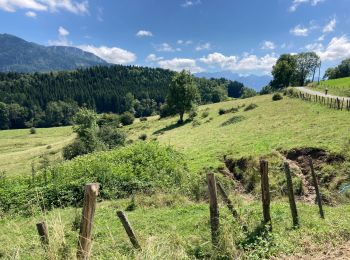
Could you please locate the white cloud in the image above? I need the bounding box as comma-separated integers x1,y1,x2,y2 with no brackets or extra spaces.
158,58,204,73
136,30,153,37
316,35,350,61
146,54,163,62
78,45,136,64
0,0,88,14
195,42,211,51
261,41,275,50
200,52,277,75
181,0,201,7
154,43,178,52
323,18,336,33
177,39,192,45
58,26,69,36
290,25,309,36
25,11,37,17
48,26,71,45
289,0,324,12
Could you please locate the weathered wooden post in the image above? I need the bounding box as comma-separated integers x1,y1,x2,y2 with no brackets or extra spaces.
77,183,100,259
207,173,219,246
216,181,248,231
283,162,299,227
117,211,141,250
308,158,324,219
36,221,49,245
260,160,272,230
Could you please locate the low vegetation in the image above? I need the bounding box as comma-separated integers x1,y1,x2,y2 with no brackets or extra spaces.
308,77,350,97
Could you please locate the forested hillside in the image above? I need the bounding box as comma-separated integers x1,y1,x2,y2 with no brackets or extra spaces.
0,65,248,129
0,34,108,72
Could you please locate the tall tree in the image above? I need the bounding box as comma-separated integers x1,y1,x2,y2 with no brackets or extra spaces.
271,54,297,89
295,52,320,86
166,70,199,123
0,102,9,130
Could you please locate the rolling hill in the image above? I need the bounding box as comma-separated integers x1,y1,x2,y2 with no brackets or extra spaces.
0,33,108,72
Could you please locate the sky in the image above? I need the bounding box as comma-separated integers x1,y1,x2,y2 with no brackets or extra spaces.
0,0,350,76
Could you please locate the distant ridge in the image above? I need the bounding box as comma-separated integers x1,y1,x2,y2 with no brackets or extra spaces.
195,71,272,91
0,33,108,73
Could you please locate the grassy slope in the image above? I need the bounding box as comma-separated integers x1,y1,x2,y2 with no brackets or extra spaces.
1,94,350,176
1,195,350,259
1,95,350,258
0,126,75,176
128,94,350,172
309,77,350,97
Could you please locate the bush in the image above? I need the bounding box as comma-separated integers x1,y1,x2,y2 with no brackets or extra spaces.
120,112,135,126
97,126,126,149
0,142,189,214
188,107,198,121
218,107,239,115
139,117,147,122
97,113,120,127
192,119,201,127
241,87,257,99
218,108,226,115
201,111,209,118
29,127,36,134
260,85,273,95
139,133,147,140
244,103,258,111
272,93,283,101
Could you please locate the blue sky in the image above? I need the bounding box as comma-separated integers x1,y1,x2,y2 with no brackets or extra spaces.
1,0,350,76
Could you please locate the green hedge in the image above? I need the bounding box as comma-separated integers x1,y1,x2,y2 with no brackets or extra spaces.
0,142,189,215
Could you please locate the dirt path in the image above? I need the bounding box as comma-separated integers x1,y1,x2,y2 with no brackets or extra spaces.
296,87,350,101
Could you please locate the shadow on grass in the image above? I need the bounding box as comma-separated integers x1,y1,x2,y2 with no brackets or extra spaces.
221,116,245,127
153,120,190,135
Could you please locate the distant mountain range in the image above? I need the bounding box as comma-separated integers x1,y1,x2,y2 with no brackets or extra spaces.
0,33,108,73
195,71,272,91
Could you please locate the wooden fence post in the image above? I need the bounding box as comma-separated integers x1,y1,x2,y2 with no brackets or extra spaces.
207,173,219,246
216,181,248,232
36,221,49,245
283,162,299,227
117,211,141,250
260,160,272,230
77,183,100,259
308,158,325,219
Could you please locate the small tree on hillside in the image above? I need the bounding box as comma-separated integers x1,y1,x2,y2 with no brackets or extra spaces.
166,70,199,123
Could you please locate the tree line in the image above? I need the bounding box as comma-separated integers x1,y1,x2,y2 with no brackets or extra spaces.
324,58,350,80
0,65,251,130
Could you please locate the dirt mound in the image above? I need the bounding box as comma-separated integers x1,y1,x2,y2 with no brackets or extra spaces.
285,148,344,175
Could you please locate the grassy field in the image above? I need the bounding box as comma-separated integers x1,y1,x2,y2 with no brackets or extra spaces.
1,194,350,259
0,126,75,176
1,94,350,176
308,77,350,97
127,94,350,172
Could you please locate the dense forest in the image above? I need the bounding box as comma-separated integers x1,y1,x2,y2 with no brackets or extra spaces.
0,65,249,129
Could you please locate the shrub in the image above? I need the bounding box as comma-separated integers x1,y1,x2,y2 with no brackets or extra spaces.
244,103,258,111
97,126,126,149
218,108,226,115
139,133,147,140
97,113,120,127
120,112,135,126
29,127,36,134
221,116,245,126
192,119,201,127
0,142,189,214
140,117,147,122
201,111,209,118
188,107,198,121
272,93,283,101
241,87,257,99
260,85,273,95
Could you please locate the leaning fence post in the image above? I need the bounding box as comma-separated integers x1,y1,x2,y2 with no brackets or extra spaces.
117,211,141,250
77,183,100,259
36,221,49,245
283,162,299,227
207,172,219,246
260,159,272,230
308,158,324,219
216,181,248,231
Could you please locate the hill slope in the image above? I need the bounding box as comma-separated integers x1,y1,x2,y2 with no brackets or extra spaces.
0,34,108,72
